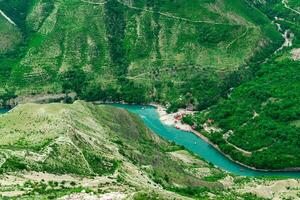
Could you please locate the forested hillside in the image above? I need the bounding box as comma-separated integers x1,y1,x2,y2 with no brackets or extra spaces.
187,0,300,170
0,0,281,109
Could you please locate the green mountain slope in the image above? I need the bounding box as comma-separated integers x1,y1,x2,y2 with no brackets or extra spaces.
187,0,300,170
0,0,281,109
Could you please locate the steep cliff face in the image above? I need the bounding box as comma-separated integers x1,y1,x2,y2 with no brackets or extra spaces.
0,0,281,108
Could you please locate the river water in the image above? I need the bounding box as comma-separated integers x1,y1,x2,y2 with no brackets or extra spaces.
0,109,9,114
112,104,300,178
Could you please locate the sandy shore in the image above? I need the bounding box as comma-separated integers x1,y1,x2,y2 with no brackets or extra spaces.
151,104,218,145
150,103,195,132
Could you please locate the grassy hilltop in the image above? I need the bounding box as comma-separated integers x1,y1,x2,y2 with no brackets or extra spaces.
0,0,281,109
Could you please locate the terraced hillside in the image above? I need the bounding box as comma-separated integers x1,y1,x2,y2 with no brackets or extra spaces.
0,0,282,109
186,0,300,170
0,101,274,199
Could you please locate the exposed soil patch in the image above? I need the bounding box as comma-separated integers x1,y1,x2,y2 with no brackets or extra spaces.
291,48,300,60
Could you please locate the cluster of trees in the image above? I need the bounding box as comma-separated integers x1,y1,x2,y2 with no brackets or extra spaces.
60,69,150,104
104,0,128,77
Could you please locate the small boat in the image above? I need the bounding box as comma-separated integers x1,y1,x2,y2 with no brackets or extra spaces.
175,126,180,129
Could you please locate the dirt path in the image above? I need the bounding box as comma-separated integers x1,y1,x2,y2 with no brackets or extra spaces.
223,134,252,156
226,142,252,156
81,0,107,5
116,0,236,26
226,28,249,49
0,10,16,26
61,133,94,174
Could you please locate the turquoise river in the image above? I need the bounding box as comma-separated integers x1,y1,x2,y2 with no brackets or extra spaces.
0,109,9,114
112,104,300,178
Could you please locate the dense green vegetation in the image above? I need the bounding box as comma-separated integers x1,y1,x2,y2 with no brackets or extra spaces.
1,0,300,198
0,0,282,110
191,59,300,169
186,0,300,170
